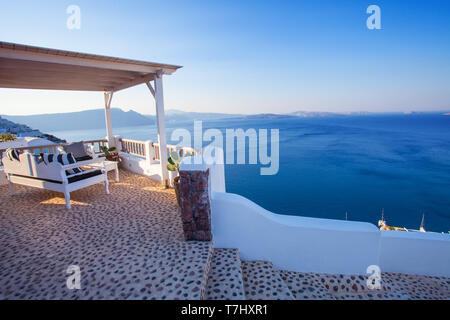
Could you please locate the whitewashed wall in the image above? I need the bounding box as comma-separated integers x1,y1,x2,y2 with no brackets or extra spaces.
379,231,450,277
187,152,450,277
120,153,162,183
211,192,380,275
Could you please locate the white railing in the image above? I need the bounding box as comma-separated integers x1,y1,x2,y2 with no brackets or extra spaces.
0,139,108,165
119,139,198,161
1,137,197,183
117,138,199,182
153,142,198,161
120,138,146,157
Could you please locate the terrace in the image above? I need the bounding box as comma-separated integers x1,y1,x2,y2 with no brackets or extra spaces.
1,170,448,300
0,42,449,300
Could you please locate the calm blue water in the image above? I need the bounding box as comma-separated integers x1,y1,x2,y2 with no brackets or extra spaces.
49,114,450,233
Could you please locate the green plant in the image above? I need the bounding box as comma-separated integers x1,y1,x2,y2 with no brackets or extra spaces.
99,146,116,157
0,133,16,142
167,150,192,171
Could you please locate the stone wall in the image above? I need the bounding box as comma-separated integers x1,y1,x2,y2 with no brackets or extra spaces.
178,169,212,241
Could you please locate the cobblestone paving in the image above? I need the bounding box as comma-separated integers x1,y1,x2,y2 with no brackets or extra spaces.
279,270,335,299
205,248,245,300
0,169,212,300
1,168,448,300
280,270,450,300
242,261,294,300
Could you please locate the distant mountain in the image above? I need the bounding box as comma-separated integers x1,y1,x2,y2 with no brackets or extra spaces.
289,111,342,117
288,111,377,117
4,108,448,135
2,108,154,132
0,115,65,143
238,113,295,120
152,109,244,122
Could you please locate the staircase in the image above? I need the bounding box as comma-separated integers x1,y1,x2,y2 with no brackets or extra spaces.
203,248,246,299
241,261,294,299
202,247,449,300
203,248,294,300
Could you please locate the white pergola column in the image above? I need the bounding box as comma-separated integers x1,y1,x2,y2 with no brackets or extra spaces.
104,91,114,147
148,70,169,186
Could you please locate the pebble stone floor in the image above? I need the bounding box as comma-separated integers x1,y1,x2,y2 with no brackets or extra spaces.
0,169,212,300
279,270,450,300
0,168,449,300
204,248,246,300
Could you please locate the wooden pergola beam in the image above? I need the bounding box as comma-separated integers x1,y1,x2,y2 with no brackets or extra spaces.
1,58,143,78
112,73,156,92
0,82,115,92
146,81,155,98
0,43,182,75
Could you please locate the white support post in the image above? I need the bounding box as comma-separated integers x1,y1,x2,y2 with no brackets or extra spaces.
144,140,155,166
152,71,169,186
104,91,114,147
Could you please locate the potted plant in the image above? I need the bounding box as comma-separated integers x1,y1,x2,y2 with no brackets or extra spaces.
0,133,17,142
167,150,192,188
99,146,120,162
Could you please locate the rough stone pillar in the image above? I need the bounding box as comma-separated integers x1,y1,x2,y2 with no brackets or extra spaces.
178,169,212,241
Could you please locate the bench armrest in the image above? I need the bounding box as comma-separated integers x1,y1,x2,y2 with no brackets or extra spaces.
60,157,106,171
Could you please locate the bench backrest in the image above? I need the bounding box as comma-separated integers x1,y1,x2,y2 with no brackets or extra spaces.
3,152,65,182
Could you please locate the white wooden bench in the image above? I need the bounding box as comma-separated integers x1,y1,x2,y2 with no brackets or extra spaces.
2,152,109,209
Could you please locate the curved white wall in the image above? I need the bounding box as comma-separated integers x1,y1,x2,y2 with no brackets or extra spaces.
379,231,450,277
181,150,450,277
211,192,380,275
211,192,450,276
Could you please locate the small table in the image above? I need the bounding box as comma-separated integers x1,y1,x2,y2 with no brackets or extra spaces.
87,160,120,182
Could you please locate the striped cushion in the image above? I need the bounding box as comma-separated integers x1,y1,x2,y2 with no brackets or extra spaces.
41,153,55,165
56,153,82,175
5,148,20,161
39,152,82,176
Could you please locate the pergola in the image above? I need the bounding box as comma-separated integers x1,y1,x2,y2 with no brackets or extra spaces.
0,41,182,185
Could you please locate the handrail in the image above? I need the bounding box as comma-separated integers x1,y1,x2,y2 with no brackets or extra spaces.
152,142,198,161
120,138,146,157
1,138,199,166
119,138,197,160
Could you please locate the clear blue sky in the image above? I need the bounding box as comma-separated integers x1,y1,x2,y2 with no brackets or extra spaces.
1,0,449,115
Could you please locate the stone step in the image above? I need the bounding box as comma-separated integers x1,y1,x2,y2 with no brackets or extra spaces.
199,241,215,300
204,248,246,300
279,270,450,300
279,270,336,300
241,261,294,300
129,241,214,300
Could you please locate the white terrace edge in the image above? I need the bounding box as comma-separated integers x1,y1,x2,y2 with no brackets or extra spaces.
180,154,450,277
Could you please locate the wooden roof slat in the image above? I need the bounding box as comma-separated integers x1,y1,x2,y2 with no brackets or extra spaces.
0,41,181,92
0,41,182,69
1,58,143,78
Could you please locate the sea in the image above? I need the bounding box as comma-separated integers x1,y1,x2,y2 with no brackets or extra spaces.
48,114,450,233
